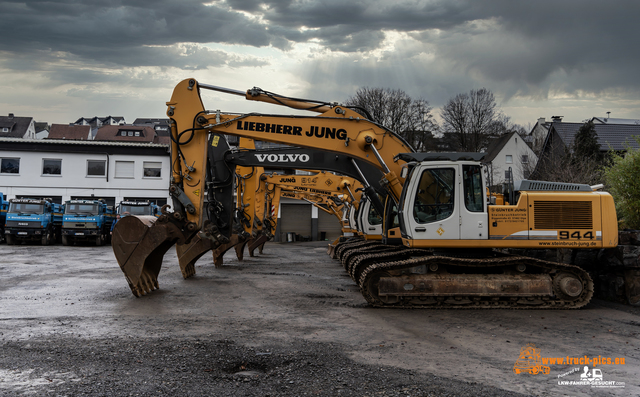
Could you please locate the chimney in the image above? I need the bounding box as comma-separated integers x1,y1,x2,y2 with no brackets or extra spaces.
551,116,563,122
538,117,545,125
8,113,14,119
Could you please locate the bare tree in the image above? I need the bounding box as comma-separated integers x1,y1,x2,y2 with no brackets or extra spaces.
440,88,505,152
534,149,604,185
344,87,438,151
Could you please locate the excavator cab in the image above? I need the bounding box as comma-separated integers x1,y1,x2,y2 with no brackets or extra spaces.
398,155,487,243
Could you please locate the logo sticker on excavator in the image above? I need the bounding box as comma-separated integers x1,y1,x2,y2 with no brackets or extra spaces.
437,227,445,236
211,136,220,147
325,179,334,186
193,189,200,196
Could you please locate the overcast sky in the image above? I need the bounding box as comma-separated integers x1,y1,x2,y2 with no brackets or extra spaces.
2,0,639,129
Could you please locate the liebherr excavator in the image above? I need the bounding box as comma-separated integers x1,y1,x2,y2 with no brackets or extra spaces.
112,78,618,309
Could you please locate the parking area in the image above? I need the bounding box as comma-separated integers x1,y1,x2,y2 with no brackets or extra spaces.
0,241,638,396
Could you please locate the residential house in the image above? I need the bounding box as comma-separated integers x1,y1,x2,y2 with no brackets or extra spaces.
34,122,50,139
73,116,126,139
484,131,538,192
74,116,125,128
528,117,555,154
47,124,92,140
133,118,171,145
0,114,36,139
538,119,640,161
94,125,169,145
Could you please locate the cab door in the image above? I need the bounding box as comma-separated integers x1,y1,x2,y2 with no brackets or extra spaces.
403,163,460,240
459,163,488,240
359,198,382,237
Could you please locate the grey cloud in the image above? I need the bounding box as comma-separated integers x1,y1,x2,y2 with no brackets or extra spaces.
0,0,275,54
2,0,640,110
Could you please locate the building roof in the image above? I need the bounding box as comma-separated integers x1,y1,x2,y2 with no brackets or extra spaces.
483,131,517,162
74,116,125,127
550,122,640,151
34,122,50,132
0,137,169,156
47,124,91,140
94,125,158,143
592,117,640,125
0,114,33,138
133,118,170,125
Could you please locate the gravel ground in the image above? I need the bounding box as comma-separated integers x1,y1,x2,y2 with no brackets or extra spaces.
0,241,638,396
0,337,528,397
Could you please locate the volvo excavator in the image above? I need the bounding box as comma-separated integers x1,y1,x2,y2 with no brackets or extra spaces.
112,78,618,309
169,132,387,278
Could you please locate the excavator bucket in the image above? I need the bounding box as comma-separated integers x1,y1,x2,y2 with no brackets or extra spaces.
176,235,218,278
212,234,246,267
248,234,269,256
112,215,188,297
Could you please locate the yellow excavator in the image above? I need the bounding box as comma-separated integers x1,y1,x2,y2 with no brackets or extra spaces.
207,168,362,267
112,78,618,309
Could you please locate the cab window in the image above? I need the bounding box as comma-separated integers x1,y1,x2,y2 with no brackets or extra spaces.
413,168,455,224
463,165,484,212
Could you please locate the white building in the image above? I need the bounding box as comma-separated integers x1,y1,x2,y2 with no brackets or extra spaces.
0,138,171,207
484,131,538,192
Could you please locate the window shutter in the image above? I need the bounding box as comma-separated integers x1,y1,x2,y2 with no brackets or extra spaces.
115,161,134,178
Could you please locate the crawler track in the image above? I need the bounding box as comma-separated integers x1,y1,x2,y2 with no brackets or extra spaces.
356,250,593,309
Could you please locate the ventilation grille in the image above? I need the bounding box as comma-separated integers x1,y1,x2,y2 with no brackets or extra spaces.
534,201,592,229
515,180,592,192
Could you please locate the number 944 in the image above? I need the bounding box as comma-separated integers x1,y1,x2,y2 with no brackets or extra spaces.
559,231,594,240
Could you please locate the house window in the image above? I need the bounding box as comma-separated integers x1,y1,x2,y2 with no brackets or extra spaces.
42,159,62,175
115,161,135,178
1,127,8,133
143,161,162,178
505,170,512,180
135,131,140,137
524,170,531,179
87,160,106,176
120,131,127,136
521,155,529,164
1,158,20,174
128,131,133,137
505,155,513,164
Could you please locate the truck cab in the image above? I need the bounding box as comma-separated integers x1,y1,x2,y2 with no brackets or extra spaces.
5,198,63,245
62,200,114,246
117,201,160,217
0,193,7,242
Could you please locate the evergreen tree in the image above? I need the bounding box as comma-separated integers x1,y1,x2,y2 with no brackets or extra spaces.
573,121,603,162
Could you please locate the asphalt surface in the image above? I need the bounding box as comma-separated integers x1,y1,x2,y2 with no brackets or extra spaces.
0,241,638,396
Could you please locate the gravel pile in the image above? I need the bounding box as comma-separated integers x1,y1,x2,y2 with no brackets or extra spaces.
0,337,530,397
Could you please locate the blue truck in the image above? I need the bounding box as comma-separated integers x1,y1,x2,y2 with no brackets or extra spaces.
4,198,64,245
62,199,115,246
0,193,8,242
117,200,161,217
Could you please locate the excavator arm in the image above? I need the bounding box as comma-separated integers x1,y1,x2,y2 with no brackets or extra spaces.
112,78,414,296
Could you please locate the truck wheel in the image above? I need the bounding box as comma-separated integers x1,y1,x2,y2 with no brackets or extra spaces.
6,235,15,245
41,231,51,246
62,235,69,246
